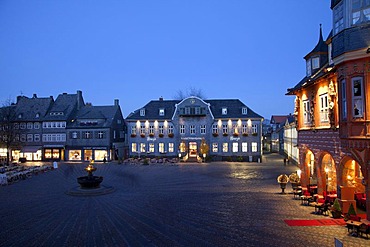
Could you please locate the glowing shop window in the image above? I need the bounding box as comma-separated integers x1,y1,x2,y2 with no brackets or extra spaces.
232,143,238,152
94,150,107,161
69,150,81,160
222,143,228,152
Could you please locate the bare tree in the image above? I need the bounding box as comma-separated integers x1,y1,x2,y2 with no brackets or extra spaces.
174,87,206,100
0,99,20,165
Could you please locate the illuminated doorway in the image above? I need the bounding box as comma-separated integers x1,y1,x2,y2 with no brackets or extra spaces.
305,150,316,185
322,154,337,193
342,159,364,193
189,142,197,157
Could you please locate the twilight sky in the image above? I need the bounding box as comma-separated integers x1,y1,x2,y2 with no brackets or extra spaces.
0,0,332,119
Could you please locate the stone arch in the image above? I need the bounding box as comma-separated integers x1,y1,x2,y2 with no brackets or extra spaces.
339,155,365,193
317,151,337,196
301,149,315,187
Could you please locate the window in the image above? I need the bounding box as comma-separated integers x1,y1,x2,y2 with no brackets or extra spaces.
303,100,310,124
84,131,92,139
242,107,248,115
140,143,146,153
140,109,145,116
252,142,258,152
159,143,164,153
352,0,370,25
180,142,186,152
168,143,174,153
212,124,218,134
27,134,33,142
319,93,329,122
222,108,227,115
27,123,33,129
168,125,174,134
180,125,185,134
72,132,78,139
159,125,164,134
306,59,312,76
140,124,145,134
232,143,238,153
131,126,136,134
341,79,347,119
353,77,364,117
242,124,248,134
131,143,137,153
34,122,40,129
159,108,165,116
212,143,218,152
20,134,26,142
222,124,228,134
252,124,258,134
149,143,155,153
222,143,228,152
98,131,104,139
334,2,344,34
190,125,196,134
14,123,19,129
35,113,40,118
242,142,248,152
312,57,320,69
149,125,154,134
198,125,205,134
20,123,26,129
34,134,40,142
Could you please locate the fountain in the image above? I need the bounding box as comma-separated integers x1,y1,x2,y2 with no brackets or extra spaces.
77,160,103,188
66,160,114,196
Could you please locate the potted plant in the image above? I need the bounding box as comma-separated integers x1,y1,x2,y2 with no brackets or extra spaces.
223,133,228,136
289,172,300,190
149,133,154,137
233,132,239,137
168,133,174,138
130,133,137,138
344,203,357,221
212,133,219,137
159,133,164,138
140,133,145,138
277,174,289,194
330,198,342,219
242,133,248,137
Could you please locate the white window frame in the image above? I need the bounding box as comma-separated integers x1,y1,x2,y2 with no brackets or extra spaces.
212,124,218,134
232,143,238,153
140,109,145,116
159,143,164,153
222,143,228,152
252,142,258,152
149,143,155,153
190,125,196,134
131,143,137,153
341,79,347,119
242,107,247,115
200,125,206,134
222,108,227,115
352,77,364,117
180,125,185,134
212,143,218,152
159,108,165,116
303,100,310,124
168,125,174,134
312,57,320,69
242,142,248,152
168,143,174,153
319,93,329,122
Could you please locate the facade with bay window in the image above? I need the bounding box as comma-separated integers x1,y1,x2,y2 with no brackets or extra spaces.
126,97,263,162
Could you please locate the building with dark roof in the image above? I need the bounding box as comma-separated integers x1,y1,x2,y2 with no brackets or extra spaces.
126,96,263,162
65,99,125,161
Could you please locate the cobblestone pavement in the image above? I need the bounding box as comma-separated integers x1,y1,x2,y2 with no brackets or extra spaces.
0,154,368,247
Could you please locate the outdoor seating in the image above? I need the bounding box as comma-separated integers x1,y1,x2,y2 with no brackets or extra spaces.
358,224,370,239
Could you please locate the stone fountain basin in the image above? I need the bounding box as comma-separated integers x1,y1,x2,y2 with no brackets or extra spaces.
77,176,103,189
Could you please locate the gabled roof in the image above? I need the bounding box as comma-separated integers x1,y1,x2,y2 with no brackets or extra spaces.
43,91,84,121
270,115,289,124
15,96,54,121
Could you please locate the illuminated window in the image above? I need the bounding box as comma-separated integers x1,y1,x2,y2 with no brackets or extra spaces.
131,143,137,152
140,143,146,153
168,143,174,152
222,143,228,152
320,93,329,122
212,143,218,152
252,142,258,152
149,143,154,153
232,143,238,152
180,142,186,152
242,142,248,152
159,143,164,153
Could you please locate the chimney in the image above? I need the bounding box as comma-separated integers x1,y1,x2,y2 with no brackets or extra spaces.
77,90,83,109
33,94,37,98
159,96,163,101
114,99,119,106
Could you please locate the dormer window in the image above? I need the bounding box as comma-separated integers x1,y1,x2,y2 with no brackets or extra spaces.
222,108,227,115
242,107,248,115
312,57,320,69
35,113,40,118
306,59,312,76
18,114,22,119
140,109,145,117
159,108,165,116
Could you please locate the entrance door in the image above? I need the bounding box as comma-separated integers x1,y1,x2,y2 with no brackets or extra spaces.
189,142,197,157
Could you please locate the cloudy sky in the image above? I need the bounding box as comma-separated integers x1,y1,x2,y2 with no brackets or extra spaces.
0,0,332,119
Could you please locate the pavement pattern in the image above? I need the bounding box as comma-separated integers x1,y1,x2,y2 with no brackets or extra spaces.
0,153,369,247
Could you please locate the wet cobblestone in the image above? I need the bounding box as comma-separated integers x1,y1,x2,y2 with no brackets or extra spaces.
0,154,368,246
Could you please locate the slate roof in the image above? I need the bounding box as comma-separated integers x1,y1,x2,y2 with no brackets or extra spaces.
270,115,289,124
126,98,263,120
304,25,328,59
68,105,121,128
205,99,263,119
15,96,54,121
43,92,84,121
